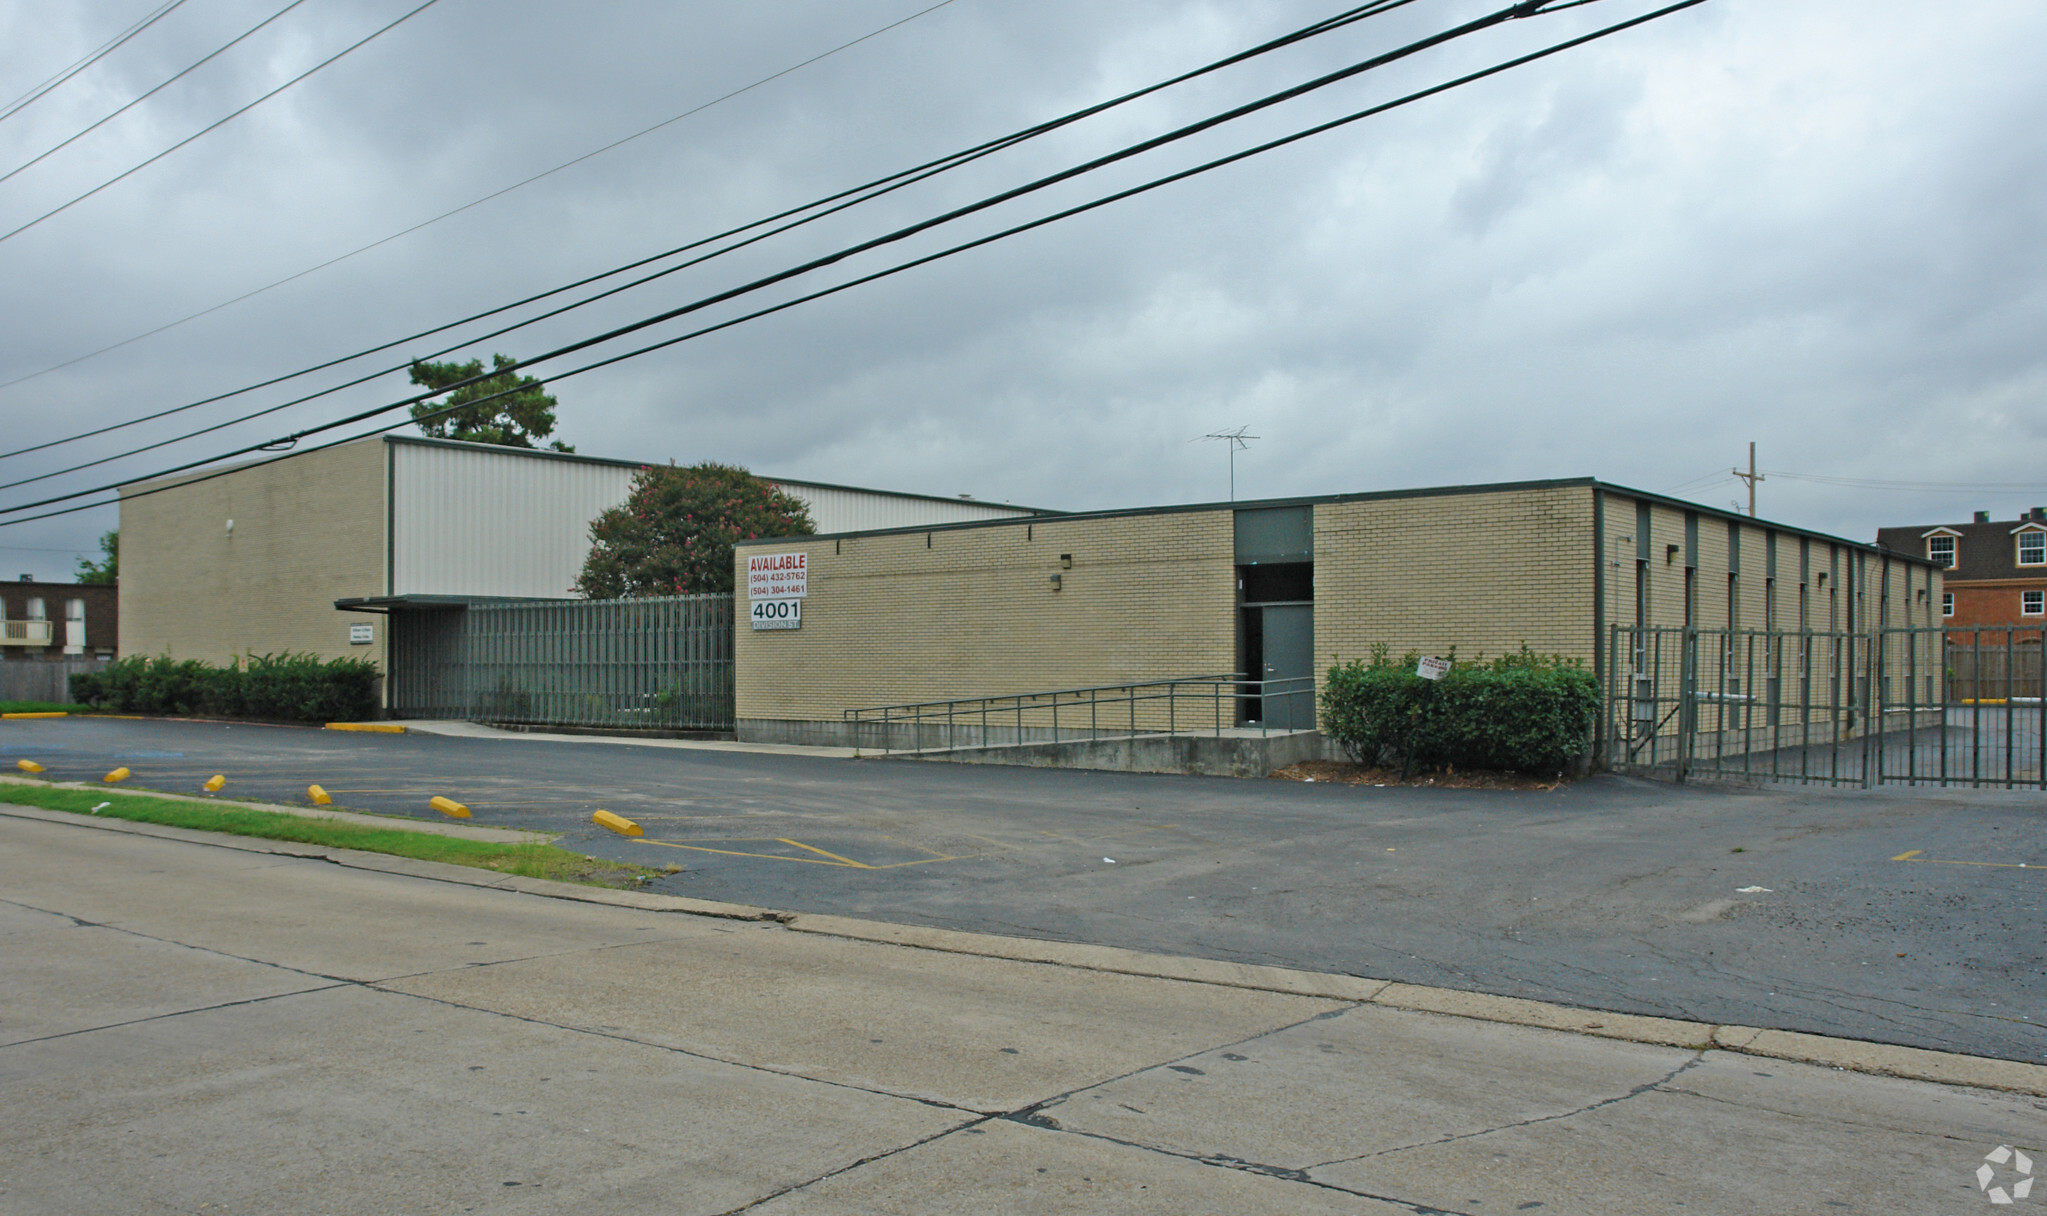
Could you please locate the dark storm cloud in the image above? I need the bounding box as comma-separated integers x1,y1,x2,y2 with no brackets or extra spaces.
2,0,2045,577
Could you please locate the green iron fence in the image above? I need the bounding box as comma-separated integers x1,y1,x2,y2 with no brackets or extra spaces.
1606,624,2042,788
388,594,733,730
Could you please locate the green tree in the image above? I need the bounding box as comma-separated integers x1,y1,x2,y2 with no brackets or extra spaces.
408,353,573,451
575,463,814,598
75,530,117,584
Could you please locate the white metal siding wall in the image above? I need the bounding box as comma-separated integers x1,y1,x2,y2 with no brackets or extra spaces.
390,440,1040,598
774,483,1033,532
392,443,634,597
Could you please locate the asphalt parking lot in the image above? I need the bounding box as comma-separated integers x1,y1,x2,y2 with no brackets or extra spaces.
3,715,2042,1064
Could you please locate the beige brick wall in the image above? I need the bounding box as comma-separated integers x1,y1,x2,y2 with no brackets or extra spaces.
1597,492,1948,738
735,483,1942,739
735,511,1236,725
1599,497,1886,638
120,438,387,671
1313,485,1599,678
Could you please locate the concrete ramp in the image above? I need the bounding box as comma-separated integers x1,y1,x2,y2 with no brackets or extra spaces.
891,729,1331,778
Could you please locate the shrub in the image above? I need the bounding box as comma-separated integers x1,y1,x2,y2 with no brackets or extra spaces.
1320,645,1600,777
70,652,380,723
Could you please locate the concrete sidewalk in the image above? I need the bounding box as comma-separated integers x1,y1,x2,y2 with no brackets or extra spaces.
1,810,2039,1214
394,718,860,758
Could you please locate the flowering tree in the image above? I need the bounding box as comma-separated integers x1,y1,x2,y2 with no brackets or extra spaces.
574,462,814,598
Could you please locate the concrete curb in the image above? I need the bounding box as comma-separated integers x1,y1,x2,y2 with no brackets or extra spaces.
6,802,2043,1098
784,914,1391,1002
399,719,858,758
1370,982,1714,1050
0,775,541,844
0,803,785,922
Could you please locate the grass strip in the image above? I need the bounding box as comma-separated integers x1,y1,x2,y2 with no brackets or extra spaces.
2,701,78,715
0,782,664,889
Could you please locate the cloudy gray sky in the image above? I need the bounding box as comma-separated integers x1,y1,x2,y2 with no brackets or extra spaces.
1,0,2042,578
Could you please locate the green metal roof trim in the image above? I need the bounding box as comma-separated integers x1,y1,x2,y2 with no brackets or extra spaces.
733,475,1939,569
333,593,561,612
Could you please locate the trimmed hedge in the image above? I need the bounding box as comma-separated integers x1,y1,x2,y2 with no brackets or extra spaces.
1320,645,1600,777
70,652,380,723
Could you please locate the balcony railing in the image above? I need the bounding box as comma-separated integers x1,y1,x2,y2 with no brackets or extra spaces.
0,620,54,646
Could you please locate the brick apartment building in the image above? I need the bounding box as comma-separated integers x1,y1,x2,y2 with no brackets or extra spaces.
1876,509,2047,637
0,578,117,661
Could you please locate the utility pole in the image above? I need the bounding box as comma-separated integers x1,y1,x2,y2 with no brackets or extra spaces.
1732,441,1763,517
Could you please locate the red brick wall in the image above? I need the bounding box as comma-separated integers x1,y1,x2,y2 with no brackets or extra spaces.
1942,579,2047,642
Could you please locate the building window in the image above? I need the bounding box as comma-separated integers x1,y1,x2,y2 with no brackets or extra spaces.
1927,535,1956,567
1942,592,1954,618
63,599,85,655
2019,531,2046,566
2025,591,2045,617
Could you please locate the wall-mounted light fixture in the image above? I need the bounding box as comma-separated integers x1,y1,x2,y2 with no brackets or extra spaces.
1665,543,1680,564
1060,554,1072,569
1049,573,1062,591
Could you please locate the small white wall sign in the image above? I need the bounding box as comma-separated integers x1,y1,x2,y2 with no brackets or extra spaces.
750,599,801,631
349,623,374,645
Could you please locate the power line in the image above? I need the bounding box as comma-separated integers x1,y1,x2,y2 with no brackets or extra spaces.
0,0,192,123
1,0,1691,521
0,0,1501,493
0,0,1713,528
0,0,449,246
1766,471,2047,493
0,0,968,393
0,0,1415,470
0,0,316,188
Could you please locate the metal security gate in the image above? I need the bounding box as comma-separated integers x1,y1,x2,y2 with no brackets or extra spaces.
1606,625,2043,788
387,594,734,730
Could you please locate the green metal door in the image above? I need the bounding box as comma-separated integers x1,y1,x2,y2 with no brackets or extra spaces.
1260,604,1315,730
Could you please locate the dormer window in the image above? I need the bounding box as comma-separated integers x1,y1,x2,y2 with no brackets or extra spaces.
1927,535,1956,567
2017,527,2046,567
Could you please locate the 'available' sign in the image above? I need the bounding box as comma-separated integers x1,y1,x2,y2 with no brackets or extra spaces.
747,552,807,599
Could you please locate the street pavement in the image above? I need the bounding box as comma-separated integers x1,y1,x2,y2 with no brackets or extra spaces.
2,714,2043,1065
2,809,2042,1214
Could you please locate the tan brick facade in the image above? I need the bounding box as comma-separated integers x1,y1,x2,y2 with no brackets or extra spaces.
736,481,1941,747
1312,485,1598,675
119,439,387,670
734,511,1236,731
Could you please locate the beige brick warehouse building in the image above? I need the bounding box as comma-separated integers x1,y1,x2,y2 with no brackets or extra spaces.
118,434,1043,684
733,479,1943,749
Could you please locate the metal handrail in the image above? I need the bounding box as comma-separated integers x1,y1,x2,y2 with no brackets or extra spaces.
844,673,1319,755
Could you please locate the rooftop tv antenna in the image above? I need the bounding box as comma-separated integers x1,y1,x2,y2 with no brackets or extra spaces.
1196,426,1259,501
